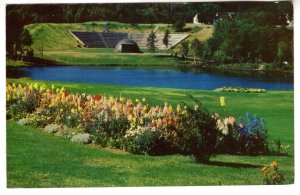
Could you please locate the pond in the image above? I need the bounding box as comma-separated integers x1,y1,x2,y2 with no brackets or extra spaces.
7,65,293,90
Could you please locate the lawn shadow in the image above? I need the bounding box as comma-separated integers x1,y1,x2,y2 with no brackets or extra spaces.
206,161,262,169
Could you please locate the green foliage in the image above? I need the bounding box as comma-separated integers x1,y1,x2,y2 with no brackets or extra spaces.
147,29,157,54
176,95,218,163
162,28,170,48
190,38,204,63
19,29,33,47
178,40,189,59
172,20,185,32
205,10,293,68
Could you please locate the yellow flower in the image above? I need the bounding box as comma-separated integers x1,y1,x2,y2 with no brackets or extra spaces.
33,83,39,90
109,96,115,104
128,114,133,121
176,104,181,113
71,108,75,113
220,96,226,107
60,87,65,93
168,105,173,113
143,105,148,112
139,118,144,125
60,109,63,113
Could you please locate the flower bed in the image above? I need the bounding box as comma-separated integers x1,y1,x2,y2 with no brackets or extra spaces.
216,87,266,93
6,82,269,162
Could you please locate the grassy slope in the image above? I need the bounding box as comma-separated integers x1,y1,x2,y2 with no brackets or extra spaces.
17,22,213,66
26,21,213,51
7,79,294,187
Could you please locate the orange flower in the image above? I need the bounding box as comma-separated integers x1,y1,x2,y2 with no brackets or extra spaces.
261,166,268,172
228,116,236,126
271,161,279,168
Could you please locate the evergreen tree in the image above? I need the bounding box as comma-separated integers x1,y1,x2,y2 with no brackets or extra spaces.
163,28,170,48
147,29,157,54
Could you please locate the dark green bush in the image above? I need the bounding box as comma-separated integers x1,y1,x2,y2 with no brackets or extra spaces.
172,20,185,31
176,95,218,163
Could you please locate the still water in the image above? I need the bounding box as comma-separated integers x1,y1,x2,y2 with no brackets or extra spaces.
7,66,293,90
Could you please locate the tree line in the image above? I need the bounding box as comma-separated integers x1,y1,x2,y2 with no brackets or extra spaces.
7,2,293,69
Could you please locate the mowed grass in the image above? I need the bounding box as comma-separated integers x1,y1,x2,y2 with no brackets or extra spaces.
26,22,213,51
7,79,294,187
41,48,181,66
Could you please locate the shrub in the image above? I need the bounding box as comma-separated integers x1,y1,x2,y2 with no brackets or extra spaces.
173,20,185,31
176,95,218,163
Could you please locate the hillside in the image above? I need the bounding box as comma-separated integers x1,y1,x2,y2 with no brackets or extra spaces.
26,21,214,51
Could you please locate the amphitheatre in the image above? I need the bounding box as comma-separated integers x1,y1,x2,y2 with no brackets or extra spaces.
70,28,189,50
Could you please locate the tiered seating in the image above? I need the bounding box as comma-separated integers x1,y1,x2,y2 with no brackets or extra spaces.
131,33,190,49
70,31,189,49
100,32,128,48
168,34,190,49
71,31,106,48
130,33,148,48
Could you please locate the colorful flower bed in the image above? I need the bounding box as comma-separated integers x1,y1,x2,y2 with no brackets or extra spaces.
6,82,269,162
216,87,266,93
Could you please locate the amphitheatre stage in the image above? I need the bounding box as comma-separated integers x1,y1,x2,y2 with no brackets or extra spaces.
70,31,189,49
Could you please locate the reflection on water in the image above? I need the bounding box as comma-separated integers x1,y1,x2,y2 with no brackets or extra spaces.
6,65,293,90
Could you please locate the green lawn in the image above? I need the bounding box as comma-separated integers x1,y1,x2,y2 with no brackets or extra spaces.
40,48,181,66
7,79,294,187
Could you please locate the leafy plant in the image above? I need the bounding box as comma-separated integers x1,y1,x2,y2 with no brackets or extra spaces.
172,20,185,31
176,95,218,163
